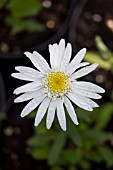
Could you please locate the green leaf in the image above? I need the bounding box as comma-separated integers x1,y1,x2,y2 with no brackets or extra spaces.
79,160,90,170
0,0,4,8
95,103,113,130
32,146,49,160
6,17,44,35
27,131,56,147
83,129,108,142
68,165,78,170
62,149,82,164
27,136,40,146
5,0,43,35
76,107,90,123
91,151,102,162
7,0,42,18
109,57,113,66
95,36,111,55
95,36,113,72
84,51,111,70
68,119,82,147
98,146,113,166
51,165,60,170
48,132,66,165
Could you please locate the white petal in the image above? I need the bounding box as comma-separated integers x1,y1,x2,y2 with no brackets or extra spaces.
14,89,44,103
73,62,89,71
66,48,87,74
71,86,102,99
15,93,33,103
15,66,43,78
13,81,42,95
35,97,51,126
24,51,50,73
57,99,66,131
11,73,37,81
21,96,45,117
49,44,58,69
64,96,79,125
71,63,98,79
57,39,65,69
73,81,105,93
83,97,99,108
67,92,93,111
46,99,57,129
61,43,72,69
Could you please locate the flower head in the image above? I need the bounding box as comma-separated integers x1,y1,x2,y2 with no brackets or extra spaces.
11,39,105,131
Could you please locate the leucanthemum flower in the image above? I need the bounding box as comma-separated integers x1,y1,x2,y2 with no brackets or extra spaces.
11,39,105,131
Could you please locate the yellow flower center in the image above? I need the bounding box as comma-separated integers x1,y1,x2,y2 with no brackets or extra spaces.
44,71,70,98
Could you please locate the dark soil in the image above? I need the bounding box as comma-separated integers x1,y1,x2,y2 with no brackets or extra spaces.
76,0,113,51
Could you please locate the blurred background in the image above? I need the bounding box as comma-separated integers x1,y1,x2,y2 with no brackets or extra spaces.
0,0,113,170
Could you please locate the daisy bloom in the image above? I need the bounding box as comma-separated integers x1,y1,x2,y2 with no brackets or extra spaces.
11,39,105,131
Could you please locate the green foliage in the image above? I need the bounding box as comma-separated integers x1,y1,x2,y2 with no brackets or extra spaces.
95,36,112,56
83,129,108,143
4,0,44,35
94,103,113,130
7,0,42,19
98,146,113,166
0,0,5,8
62,149,82,164
67,119,82,147
84,52,111,70
33,146,49,160
84,35,113,71
27,101,113,169
48,132,66,165
6,18,44,35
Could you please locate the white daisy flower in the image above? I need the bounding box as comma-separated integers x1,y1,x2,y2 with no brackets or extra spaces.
11,39,105,131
